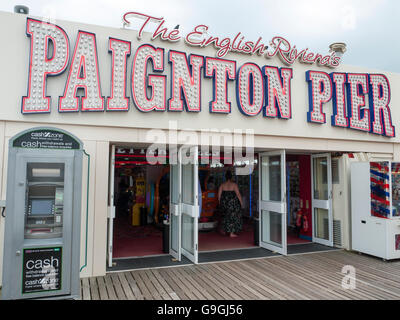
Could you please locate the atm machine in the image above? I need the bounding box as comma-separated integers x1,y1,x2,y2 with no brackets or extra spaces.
25,163,65,239
1,127,83,300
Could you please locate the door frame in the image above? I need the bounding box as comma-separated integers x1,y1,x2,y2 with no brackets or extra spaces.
107,145,116,268
311,153,333,247
180,145,199,264
106,144,200,268
169,147,182,261
258,150,287,255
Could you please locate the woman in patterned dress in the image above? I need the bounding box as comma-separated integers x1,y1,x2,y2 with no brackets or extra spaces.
218,170,243,237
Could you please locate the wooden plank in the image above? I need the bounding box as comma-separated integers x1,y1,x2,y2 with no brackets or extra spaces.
220,260,289,299
273,255,363,300
117,272,136,300
203,263,258,300
96,276,109,300
142,269,171,300
251,258,341,300
104,274,118,300
211,263,271,299
256,257,344,299
164,267,203,299
179,265,226,300
110,273,127,300
189,265,232,300
304,252,400,299
136,270,163,300
172,266,214,299
150,269,181,300
187,265,232,300
298,259,380,300
82,250,400,300
89,277,100,300
195,264,242,300
266,257,350,300
282,257,355,300
233,260,306,300
185,265,225,300
322,251,400,279
319,251,400,283
130,270,154,300
81,277,91,300
157,268,190,300
218,261,277,299
240,259,314,299
124,271,144,300
278,253,394,300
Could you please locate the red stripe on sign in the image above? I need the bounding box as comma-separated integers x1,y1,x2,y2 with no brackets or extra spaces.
371,211,389,219
370,177,389,188
371,162,388,172
371,194,390,206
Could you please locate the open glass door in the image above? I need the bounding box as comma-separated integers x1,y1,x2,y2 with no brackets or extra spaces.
180,145,199,264
311,153,333,246
259,150,287,255
107,145,116,268
169,147,182,261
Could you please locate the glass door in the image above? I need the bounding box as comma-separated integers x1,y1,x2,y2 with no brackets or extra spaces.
311,153,333,246
169,147,182,261
107,145,116,268
180,145,199,264
259,150,287,255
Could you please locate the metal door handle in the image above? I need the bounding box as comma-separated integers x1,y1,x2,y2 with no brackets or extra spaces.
16,250,21,256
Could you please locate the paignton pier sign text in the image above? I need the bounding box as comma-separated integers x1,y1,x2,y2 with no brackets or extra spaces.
21,13,395,138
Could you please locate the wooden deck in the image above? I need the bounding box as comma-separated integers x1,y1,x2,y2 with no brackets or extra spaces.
80,250,400,300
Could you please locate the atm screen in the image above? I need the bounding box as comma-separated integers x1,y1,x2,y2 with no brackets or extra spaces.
30,199,54,215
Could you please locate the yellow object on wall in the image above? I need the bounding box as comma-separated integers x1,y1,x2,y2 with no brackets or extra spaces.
132,203,142,226
132,176,146,226
135,176,146,200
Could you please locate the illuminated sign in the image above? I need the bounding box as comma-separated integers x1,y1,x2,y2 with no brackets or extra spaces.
20,16,395,138
122,12,341,67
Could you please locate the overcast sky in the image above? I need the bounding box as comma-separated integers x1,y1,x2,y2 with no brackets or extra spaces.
1,0,399,73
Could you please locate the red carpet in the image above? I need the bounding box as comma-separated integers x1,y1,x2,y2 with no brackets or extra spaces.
113,216,163,258
287,230,311,245
199,222,256,251
112,216,310,258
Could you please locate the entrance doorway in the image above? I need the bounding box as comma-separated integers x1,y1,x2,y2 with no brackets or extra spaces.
197,164,257,252
106,145,334,269
258,151,333,257
286,154,312,245
110,147,170,261
112,164,169,258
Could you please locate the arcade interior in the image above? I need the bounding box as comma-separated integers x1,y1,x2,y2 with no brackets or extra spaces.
112,148,312,259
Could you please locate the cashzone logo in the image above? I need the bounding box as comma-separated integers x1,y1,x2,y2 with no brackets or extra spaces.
30,132,64,139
